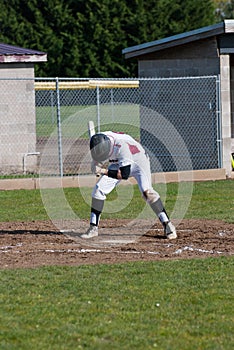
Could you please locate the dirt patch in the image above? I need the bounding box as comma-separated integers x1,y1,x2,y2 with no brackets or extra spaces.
0,219,233,269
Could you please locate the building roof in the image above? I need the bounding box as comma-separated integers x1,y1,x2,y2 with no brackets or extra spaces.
0,43,47,63
122,20,234,59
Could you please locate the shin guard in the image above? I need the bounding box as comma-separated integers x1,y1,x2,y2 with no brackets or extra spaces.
150,198,170,225
90,198,104,226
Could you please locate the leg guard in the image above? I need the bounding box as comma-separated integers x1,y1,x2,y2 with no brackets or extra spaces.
149,198,170,225
90,198,104,226
143,189,169,224
143,190,177,239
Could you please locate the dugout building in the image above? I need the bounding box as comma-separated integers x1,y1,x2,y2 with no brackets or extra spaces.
123,20,234,177
0,43,46,174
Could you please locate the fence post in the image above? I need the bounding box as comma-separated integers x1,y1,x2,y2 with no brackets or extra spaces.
55,77,63,177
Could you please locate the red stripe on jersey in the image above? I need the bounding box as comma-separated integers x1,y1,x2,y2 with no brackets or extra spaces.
127,143,140,154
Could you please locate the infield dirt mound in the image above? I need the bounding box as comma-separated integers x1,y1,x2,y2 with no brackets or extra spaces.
0,219,233,269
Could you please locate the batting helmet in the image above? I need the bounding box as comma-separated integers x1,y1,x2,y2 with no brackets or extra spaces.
90,133,111,162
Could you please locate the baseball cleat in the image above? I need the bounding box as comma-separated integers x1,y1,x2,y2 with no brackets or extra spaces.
80,225,98,239
164,222,177,239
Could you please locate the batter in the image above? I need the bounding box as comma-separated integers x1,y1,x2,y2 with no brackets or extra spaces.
80,131,177,240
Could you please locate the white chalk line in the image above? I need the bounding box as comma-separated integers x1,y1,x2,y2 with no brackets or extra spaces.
174,246,224,255
0,243,230,256
33,246,229,255
1,226,233,256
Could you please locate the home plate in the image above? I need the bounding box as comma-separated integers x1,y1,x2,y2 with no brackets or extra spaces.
63,228,143,247
101,238,136,244
60,219,157,247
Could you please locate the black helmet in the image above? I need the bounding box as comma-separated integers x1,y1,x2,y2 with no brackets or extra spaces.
90,133,111,162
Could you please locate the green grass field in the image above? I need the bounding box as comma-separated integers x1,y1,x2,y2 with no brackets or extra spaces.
0,180,233,349
0,258,233,350
36,104,140,139
0,180,233,223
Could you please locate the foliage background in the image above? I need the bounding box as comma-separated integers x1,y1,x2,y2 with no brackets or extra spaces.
0,0,221,77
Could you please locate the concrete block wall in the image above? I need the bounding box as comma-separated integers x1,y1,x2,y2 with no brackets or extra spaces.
220,55,232,176
138,38,220,77
230,66,234,142
0,64,37,174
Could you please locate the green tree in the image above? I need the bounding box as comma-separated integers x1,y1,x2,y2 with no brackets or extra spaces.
212,0,230,20
220,0,234,18
0,0,216,77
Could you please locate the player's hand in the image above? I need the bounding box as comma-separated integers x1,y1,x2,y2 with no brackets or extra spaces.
95,167,107,177
91,160,103,173
91,160,107,177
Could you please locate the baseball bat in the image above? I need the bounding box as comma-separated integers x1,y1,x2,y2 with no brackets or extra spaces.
88,120,95,139
88,121,100,176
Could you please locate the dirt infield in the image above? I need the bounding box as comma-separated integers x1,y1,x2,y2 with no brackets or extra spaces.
0,219,233,269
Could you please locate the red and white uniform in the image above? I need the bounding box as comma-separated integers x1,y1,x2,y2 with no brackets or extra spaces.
92,131,160,201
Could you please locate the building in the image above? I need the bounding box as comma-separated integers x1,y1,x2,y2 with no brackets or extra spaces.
0,43,47,174
123,20,234,176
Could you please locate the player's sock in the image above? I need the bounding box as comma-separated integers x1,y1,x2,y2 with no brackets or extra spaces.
149,198,170,226
90,198,104,226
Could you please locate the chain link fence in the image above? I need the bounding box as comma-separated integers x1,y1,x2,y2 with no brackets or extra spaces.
0,76,221,177
140,76,221,172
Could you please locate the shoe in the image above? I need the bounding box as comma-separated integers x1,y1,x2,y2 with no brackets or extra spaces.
80,225,98,239
164,222,177,239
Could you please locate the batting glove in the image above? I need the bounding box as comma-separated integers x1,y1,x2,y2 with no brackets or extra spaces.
95,167,107,177
91,160,107,176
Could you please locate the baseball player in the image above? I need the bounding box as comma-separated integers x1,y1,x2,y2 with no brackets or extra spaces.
80,131,177,239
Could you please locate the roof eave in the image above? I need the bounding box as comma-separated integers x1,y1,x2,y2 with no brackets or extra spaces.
0,54,47,63
123,21,226,59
